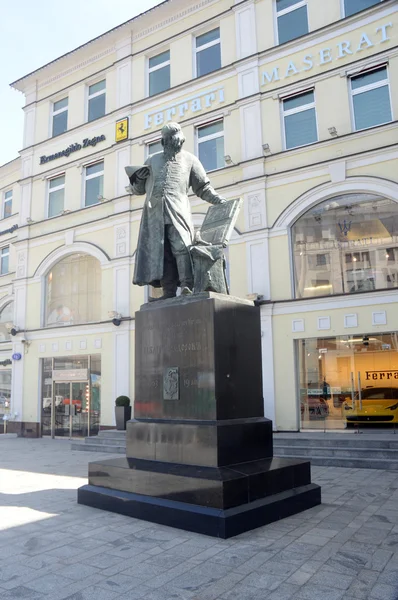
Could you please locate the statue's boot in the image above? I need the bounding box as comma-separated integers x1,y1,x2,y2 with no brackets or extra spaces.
175,253,194,295
149,281,177,302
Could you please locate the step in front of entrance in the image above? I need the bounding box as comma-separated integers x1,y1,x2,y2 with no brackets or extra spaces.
274,432,398,470
71,430,126,454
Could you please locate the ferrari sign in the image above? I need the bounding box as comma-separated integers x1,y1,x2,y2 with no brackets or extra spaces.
116,118,129,142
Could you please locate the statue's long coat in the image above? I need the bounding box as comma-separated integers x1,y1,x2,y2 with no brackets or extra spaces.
129,150,223,288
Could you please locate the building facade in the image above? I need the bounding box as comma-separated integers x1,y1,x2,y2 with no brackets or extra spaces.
0,0,397,436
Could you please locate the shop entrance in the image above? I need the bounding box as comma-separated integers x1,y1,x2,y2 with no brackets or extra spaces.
44,381,88,438
41,355,101,438
298,333,398,430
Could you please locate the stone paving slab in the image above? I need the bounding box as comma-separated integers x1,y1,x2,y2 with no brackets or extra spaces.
1,437,398,599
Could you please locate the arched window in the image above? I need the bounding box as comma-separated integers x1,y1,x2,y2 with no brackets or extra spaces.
0,302,13,341
292,193,398,298
45,254,101,326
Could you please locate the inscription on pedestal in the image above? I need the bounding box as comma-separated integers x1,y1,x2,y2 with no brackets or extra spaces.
136,299,214,420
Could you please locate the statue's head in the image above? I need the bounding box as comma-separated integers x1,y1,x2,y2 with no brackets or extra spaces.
161,122,185,154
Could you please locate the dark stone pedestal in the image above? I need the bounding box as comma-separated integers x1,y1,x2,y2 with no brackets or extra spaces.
78,293,321,538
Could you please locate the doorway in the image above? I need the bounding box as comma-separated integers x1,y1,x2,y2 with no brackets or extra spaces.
41,355,101,438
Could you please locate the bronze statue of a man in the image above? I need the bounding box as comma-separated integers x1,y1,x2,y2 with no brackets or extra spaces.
126,122,225,300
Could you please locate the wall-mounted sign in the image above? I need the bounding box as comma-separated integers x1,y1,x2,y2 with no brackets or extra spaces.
144,87,225,130
116,118,129,142
40,135,106,165
261,22,392,87
12,353,22,361
0,224,17,237
52,369,88,381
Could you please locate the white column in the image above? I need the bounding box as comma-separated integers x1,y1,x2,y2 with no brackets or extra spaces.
246,235,270,300
11,282,28,421
234,1,257,59
116,59,132,109
113,328,130,422
115,147,131,200
240,100,263,160
260,305,276,429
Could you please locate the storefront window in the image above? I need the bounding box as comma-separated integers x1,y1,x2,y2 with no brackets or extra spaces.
45,254,101,326
292,193,398,298
298,333,398,430
0,302,13,341
0,369,11,416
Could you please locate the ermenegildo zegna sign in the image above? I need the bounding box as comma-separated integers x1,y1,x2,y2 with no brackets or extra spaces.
40,134,106,165
261,22,392,86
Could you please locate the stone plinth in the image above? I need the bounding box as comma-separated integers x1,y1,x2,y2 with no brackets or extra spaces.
78,293,321,538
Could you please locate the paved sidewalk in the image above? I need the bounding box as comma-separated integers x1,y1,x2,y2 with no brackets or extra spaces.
1,437,398,600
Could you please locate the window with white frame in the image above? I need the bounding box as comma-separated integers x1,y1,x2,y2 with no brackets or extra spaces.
197,121,224,172
147,140,163,156
84,162,104,207
52,97,68,137
195,28,221,78
283,90,317,150
276,0,308,45
3,190,12,219
48,175,65,218
148,51,170,97
0,247,9,275
343,0,383,17
350,66,392,132
88,80,106,122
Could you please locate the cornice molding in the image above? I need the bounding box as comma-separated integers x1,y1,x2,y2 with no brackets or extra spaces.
132,0,218,41
38,46,116,90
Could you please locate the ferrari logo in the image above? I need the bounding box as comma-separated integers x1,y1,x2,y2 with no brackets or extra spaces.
115,117,129,142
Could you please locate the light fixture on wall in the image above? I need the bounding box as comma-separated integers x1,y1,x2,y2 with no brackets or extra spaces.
328,126,338,137
262,144,271,155
109,311,122,326
246,293,264,302
224,155,235,166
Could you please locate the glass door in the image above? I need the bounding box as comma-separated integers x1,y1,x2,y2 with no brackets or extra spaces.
54,381,70,436
46,381,89,438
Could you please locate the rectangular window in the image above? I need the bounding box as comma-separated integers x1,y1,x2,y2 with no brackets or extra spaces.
52,97,68,137
148,51,170,96
0,247,9,275
277,0,308,44
344,0,382,17
283,90,317,150
88,80,106,122
350,67,392,131
48,175,65,218
195,28,221,78
84,162,104,207
197,120,224,172
3,190,12,219
147,140,163,156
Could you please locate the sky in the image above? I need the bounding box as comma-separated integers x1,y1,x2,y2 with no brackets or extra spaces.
0,0,164,167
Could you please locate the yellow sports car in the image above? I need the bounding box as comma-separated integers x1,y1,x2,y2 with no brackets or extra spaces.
343,387,398,424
